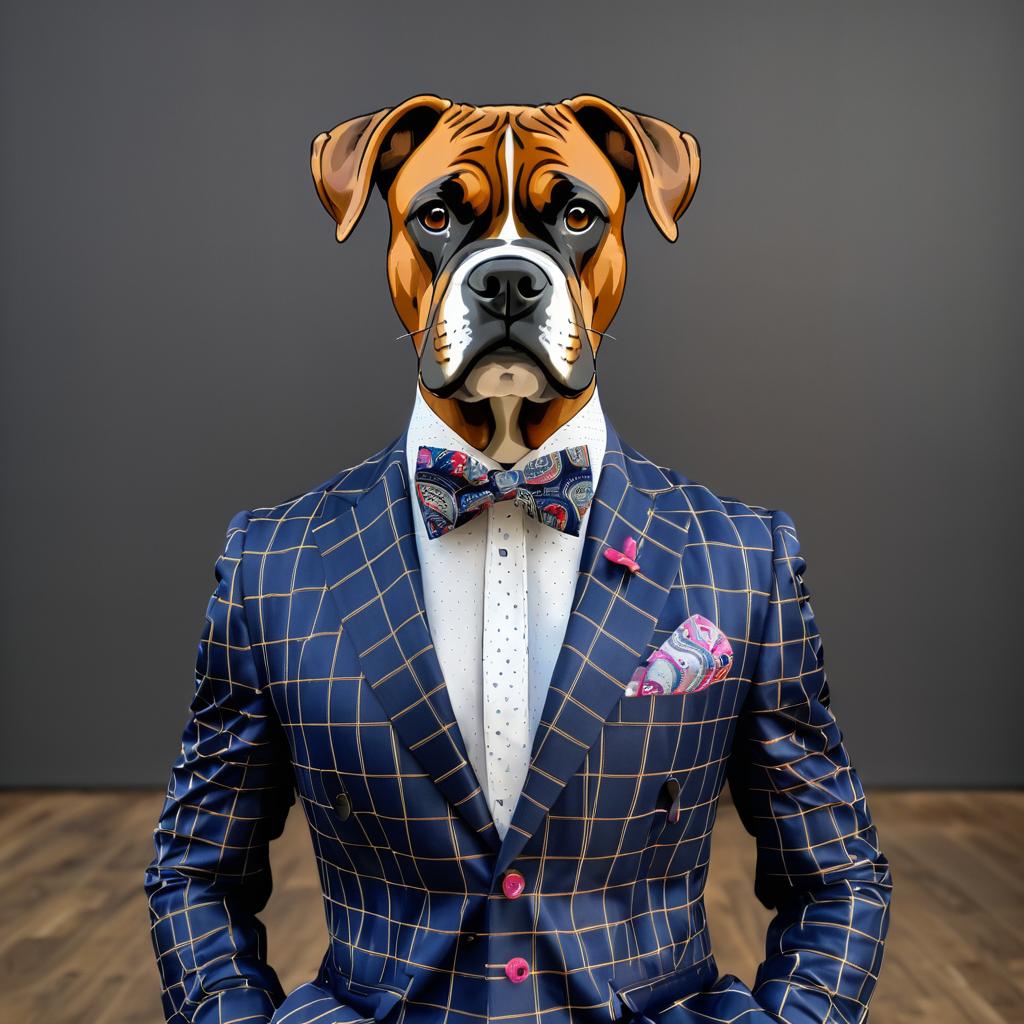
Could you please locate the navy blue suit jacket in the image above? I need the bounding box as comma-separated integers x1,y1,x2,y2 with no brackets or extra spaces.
145,416,891,1024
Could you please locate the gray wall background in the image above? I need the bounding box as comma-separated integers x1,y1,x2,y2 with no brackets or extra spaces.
1,1,1020,788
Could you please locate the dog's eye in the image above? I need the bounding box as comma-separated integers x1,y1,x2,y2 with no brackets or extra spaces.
417,202,449,233
564,201,597,233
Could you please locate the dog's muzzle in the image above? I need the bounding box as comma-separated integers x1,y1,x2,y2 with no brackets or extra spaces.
419,249,596,399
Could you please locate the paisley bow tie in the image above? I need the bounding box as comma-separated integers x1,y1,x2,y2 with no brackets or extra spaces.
413,444,594,540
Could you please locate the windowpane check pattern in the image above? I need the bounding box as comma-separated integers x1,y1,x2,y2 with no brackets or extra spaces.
145,417,891,1024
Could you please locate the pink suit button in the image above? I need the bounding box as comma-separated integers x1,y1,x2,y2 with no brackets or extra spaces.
505,957,530,983
502,870,526,900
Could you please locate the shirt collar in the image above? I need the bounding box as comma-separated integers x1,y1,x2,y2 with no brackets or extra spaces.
405,383,607,494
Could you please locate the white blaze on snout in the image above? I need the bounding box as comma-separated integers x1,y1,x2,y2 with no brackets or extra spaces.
434,126,576,390
495,125,519,243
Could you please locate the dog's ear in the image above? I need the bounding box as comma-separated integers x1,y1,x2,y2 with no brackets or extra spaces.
311,94,452,243
563,94,700,243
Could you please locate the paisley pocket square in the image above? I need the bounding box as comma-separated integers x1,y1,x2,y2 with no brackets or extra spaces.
625,613,734,696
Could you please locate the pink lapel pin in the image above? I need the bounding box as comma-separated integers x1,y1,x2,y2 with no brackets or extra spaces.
604,535,640,574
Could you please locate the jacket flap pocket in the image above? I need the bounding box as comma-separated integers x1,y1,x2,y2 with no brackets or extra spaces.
321,962,415,1023
609,956,717,1018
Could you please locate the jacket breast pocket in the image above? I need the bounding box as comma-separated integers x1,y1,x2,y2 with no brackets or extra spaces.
605,690,695,775
610,683,717,740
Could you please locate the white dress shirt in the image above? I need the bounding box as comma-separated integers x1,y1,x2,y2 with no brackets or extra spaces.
405,386,607,838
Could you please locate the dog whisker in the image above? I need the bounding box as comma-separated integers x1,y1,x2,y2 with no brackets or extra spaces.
394,327,429,342
570,319,616,341
394,322,446,342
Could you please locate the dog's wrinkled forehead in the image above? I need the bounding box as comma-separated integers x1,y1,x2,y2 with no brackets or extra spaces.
389,105,627,235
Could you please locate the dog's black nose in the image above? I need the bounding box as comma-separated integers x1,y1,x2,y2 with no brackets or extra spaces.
466,258,550,320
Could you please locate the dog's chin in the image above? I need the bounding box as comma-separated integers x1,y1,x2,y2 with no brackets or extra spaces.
454,347,555,404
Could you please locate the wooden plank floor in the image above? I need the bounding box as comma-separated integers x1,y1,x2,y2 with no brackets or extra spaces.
1,790,1021,1023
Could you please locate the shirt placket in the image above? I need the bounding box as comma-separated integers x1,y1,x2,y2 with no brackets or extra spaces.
482,498,530,839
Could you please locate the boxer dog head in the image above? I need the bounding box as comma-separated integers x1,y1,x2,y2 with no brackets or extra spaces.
310,94,699,450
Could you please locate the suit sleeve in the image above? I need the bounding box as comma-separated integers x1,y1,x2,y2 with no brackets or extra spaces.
144,509,297,1024
664,508,893,1024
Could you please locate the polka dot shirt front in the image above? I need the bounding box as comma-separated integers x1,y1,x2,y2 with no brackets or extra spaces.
404,384,607,838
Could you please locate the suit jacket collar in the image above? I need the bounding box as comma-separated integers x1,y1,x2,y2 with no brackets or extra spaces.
311,413,691,866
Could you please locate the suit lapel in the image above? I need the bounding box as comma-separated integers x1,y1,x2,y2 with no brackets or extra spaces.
311,432,500,851
310,418,691,869
495,419,692,877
